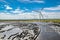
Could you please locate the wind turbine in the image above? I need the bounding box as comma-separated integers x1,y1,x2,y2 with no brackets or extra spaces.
35,8,44,20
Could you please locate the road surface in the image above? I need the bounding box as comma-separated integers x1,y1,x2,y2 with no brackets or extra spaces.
0,22,60,40
37,22,60,40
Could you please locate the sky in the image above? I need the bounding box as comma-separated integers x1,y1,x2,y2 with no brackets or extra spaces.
0,0,60,19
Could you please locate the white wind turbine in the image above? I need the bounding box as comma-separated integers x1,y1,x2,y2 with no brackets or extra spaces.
34,8,44,20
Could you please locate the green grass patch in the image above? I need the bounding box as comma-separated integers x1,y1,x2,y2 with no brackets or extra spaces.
0,19,60,23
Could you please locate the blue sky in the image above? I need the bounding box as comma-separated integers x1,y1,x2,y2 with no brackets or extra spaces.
0,0,60,19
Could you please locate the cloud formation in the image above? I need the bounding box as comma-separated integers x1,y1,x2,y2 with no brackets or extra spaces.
4,5,12,10
10,8,24,14
0,4,60,20
0,12,39,20
42,11,60,19
0,9,60,20
44,5,60,10
18,0,44,3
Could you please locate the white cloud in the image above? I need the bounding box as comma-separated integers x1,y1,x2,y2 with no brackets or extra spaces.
18,0,44,3
31,1,44,3
0,10,60,20
10,8,24,14
44,5,60,10
21,0,30,1
0,8,40,19
25,8,29,11
4,5,12,10
41,11,60,19
0,7,60,20
0,12,39,20
42,5,60,19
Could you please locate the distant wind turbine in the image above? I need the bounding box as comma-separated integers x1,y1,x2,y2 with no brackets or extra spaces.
34,8,44,19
